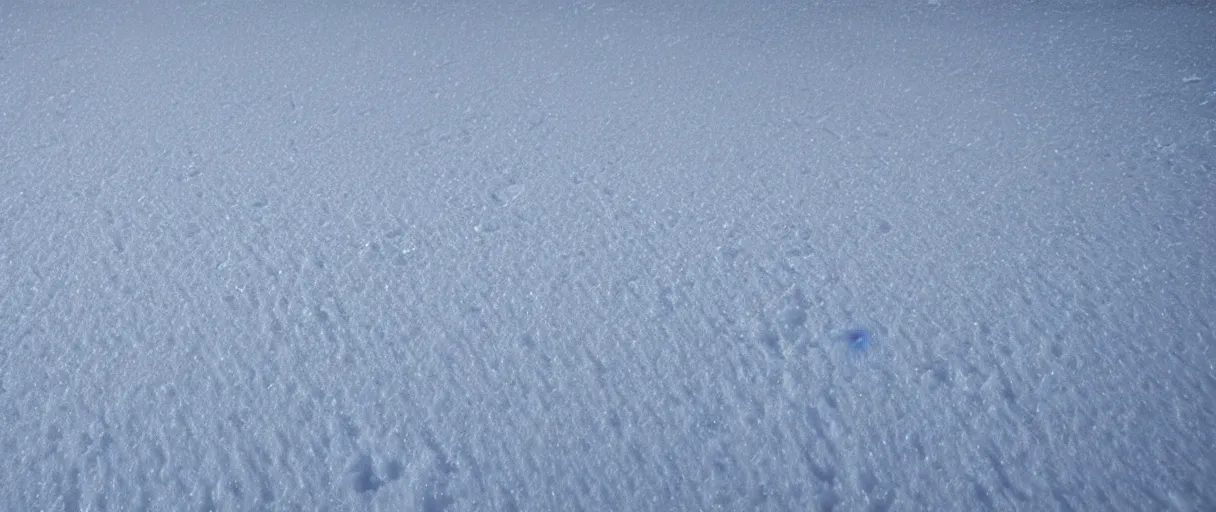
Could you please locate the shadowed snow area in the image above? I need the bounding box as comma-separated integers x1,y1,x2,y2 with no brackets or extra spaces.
2,0,1214,510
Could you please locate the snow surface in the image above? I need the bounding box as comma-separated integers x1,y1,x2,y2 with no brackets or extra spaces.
2,0,1215,510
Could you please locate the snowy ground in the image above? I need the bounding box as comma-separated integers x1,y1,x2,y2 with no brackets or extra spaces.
2,0,1214,510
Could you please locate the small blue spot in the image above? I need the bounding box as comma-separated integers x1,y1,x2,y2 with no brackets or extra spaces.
844,328,872,354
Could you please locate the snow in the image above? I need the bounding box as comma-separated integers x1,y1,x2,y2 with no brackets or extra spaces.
2,0,1214,510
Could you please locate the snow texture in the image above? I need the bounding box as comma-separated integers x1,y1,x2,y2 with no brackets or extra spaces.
2,0,1214,510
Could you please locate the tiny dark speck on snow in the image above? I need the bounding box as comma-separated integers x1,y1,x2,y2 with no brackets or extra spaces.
844,328,873,354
